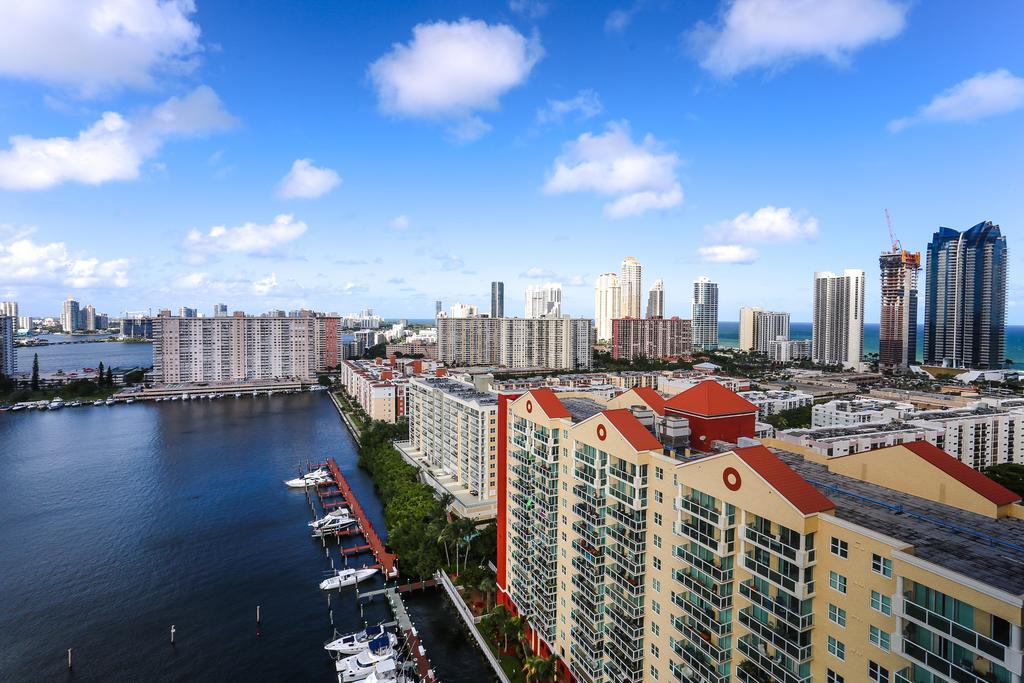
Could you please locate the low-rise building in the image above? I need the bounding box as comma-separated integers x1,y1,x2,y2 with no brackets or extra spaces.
739,389,814,418
813,397,917,427
768,338,811,362
658,371,749,396
337,357,443,423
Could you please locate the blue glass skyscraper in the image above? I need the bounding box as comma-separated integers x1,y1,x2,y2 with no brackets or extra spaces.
923,221,1007,369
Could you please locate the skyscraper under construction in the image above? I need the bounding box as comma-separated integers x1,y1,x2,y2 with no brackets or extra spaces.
879,246,920,371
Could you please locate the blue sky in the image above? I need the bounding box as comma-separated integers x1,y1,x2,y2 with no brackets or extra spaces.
0,0,1021,322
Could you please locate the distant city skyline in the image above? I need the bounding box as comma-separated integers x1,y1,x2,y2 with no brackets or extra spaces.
0,2,1021,321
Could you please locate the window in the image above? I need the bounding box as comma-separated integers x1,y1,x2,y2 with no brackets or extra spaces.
654,490,663,503
653,556,662,570
655,466,664,480
827,671,844,683
652,578,661,592
652,600,661,614
651,621,660,636
827,636,845,660
653,534,663,549
868,661,890,682
830,537,849,558
870,590,892,616
828,603,847,627
829,571,847,594
871,554,893,578
650,643,660,657
653,512,663,526
650,664,659,680
869,626,890,651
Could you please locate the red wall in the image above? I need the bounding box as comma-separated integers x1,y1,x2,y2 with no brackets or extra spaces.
496,393,519,598
686,413,756,451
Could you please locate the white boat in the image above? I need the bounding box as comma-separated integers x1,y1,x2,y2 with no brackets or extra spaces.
92,400,104,407
311,514,356,536
170,396,180,401
11,403,27,411
284,467,332,488
309,507,350,528
125,398,135,404
105,398,114,405
319,566,378,591
362,658,407,683
325,626,396,655
48,398,65,410
68,401,81,407
234,392,242,398
335,637,395,681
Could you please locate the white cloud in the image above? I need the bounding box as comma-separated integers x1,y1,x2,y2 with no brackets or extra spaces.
183,214,308,257
0,85,235,191
0,0,203,95
690,0,907,78
276,159,341,199
536,89,603,124
605,9,634,33
251,273,278,295
707,206,818,243
368,18,542,137
698,244,758,264
390,215,411,230
543,121,683,218
889,69,1024,132
522,266,557,279
509,0,549,19
0,225,130,287
432,252,466,271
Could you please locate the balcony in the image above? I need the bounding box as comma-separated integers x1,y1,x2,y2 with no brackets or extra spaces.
672,639,730,683
676,520,729,555
900,597,1008,664
737,608,812,662
673,568,733,611
740,553,810,600
737,580,813,631
742,526,814,566
677,495,721,525
671,615,730,664
737,637,811,683
674,592,732,637
674,544,733,584
902,637,1006,683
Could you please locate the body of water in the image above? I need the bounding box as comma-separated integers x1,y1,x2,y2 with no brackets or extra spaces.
716,322,1024,367
0,394,493,682
15,334,153,375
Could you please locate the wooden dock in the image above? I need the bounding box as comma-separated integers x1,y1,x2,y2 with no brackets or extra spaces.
324,457,399,578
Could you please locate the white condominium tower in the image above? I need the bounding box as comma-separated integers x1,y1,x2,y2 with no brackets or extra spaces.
524,282,562,318
692,276,719,350
619,256,642,319
812,269,865,369
61,296,80,334
646,278,665,318
594,272,621,341
739,307,790,354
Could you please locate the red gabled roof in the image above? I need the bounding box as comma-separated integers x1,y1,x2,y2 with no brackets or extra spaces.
528,388,570,419
735,445,835,514
624,387,667,416
665,380,758,417
903,441,1021,506
602,409,663,452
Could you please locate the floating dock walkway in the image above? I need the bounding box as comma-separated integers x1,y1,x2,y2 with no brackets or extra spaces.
320,457,399,578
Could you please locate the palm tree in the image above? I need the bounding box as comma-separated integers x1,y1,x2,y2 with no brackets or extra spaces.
500,614,523,654
523,654,558,683
478,573,497,612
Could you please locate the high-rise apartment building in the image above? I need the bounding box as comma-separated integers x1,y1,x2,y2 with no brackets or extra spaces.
739,307,790,354
491,281,504,318
81,304,97,332
879,246,921,371
436,315,592,370
0,301,18,320
449,303,479,319
646,279,665,318
498,386,1024,683
812,269,865,369
151,313,347,383
620,256,642,319
525,283,562,318
213,303,228,317
923,221,1008,369
179,306,198,319
0,315,15,377
60,296,80,334
435,300,442,317
692,276,719,350
611,317,692,360
594,273,621,341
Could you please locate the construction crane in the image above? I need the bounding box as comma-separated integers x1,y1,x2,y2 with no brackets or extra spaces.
885,208,902,253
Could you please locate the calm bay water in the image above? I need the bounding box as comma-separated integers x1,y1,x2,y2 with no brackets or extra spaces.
0,394,492,682
15,334,153,375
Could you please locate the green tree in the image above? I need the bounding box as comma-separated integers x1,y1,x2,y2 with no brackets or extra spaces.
97,362,105,386
106,367,113,386
31,353,39,391
523,654,558,683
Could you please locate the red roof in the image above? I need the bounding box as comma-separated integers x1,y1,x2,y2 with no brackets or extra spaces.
903,441,1021,506
735,445,835,514
624,387,667,416
602,409,664,452
665,381,758,417
528,388,570,419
